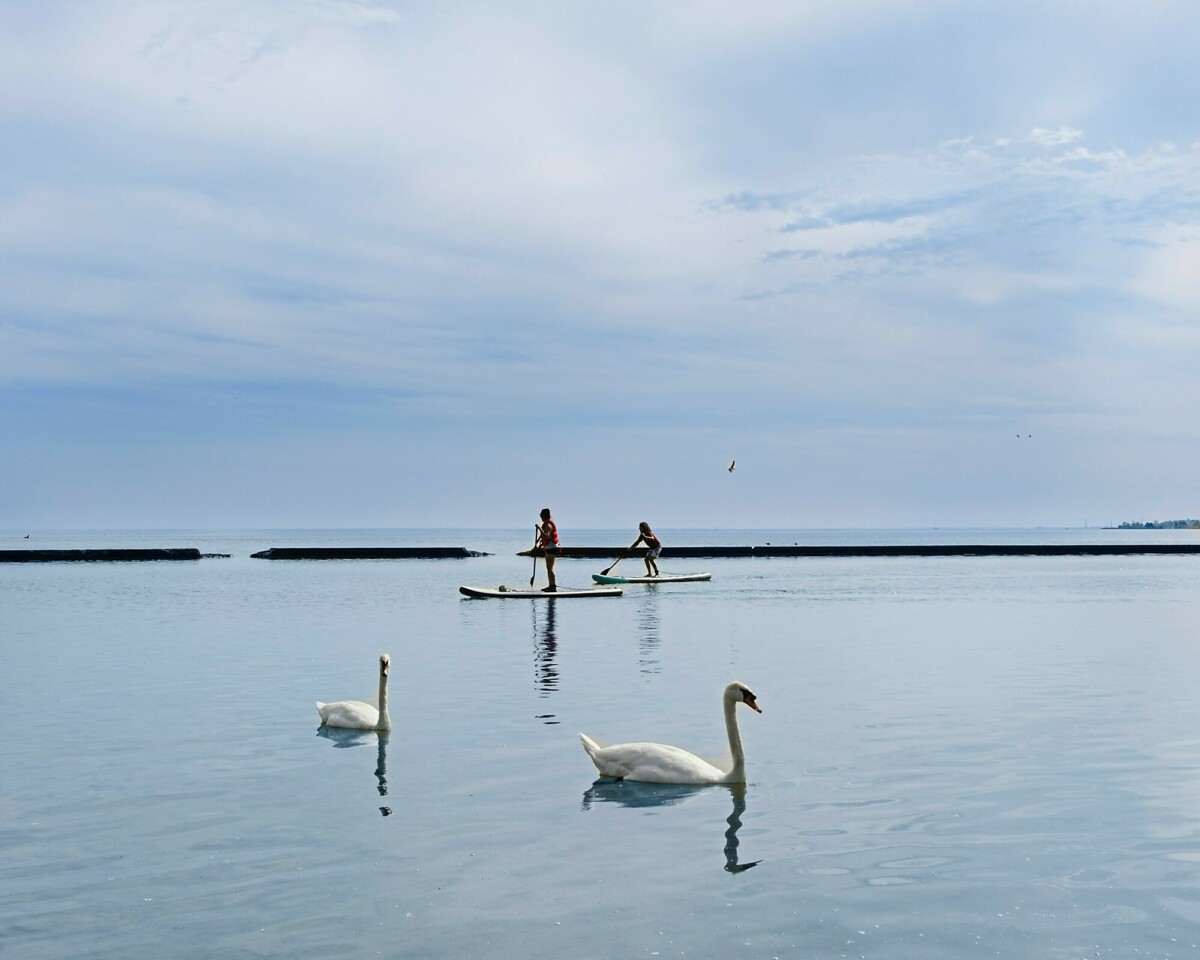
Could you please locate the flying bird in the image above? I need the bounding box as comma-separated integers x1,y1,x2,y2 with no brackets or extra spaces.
728,460,736,473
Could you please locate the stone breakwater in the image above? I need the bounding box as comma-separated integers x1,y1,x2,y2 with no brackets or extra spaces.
0,548,204,562
250,547,490,560
6,544,1197,562
520,544,1200,558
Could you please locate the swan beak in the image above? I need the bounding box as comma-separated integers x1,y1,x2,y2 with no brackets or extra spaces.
745,696,762,713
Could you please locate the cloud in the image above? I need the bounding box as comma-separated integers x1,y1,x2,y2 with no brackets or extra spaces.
4,1,1200,525
1131,225,1200,314
1025,126,1085,148
707,131,1200,305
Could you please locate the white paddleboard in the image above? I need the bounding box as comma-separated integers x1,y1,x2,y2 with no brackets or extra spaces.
459,585,624,599
591,572,712,584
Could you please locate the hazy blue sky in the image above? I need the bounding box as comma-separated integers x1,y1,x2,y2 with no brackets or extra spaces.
3,1,1198,530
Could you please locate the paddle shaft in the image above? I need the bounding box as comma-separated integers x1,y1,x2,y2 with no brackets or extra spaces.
601,542,637,576
529,524,540,586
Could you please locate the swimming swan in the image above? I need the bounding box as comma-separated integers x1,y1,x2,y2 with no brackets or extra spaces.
579,681,761,784
316,653,391,732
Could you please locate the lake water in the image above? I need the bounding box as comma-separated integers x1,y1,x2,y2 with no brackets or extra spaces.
4,527,1200,959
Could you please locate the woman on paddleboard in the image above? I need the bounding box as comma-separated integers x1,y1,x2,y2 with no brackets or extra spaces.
538,508,559,592
629,521,661,578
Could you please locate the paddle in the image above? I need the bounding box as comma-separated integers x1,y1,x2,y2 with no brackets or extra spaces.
600,547,633,576
529,524,541,587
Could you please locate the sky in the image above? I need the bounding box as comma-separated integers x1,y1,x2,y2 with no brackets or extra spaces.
2,0,1199,530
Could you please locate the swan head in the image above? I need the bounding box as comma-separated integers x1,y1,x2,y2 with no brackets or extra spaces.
378,654,391,677
725,681,761,713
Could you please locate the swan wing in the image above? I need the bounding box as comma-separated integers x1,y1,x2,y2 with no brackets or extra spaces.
316,699,380,730
580,735,729,785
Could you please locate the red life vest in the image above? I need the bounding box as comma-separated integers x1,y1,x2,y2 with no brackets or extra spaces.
539,519,559,549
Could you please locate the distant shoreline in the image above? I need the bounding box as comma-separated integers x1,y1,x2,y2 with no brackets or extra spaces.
1115,519,1200,529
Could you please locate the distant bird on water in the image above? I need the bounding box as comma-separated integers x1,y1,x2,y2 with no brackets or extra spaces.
728,460,736,473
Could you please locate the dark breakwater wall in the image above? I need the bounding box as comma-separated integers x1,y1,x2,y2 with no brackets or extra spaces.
251,547,491,560
0,548,203,563
521,544,1200,558
756,544,1200,557
520,546,753,558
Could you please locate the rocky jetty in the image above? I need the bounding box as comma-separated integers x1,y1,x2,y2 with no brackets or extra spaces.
521,544,1200,558
0,548,203,563
251,546,491,560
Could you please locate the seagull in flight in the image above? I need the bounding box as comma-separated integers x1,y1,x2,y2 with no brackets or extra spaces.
728,460,736,473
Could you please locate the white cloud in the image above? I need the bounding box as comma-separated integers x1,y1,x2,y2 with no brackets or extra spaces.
5,0,1200,524
710,132,1200,308
1131,225,1200,313
1026,126,1085,147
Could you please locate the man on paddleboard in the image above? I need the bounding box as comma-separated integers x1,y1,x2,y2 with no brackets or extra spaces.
538,508,560,592
629,521,661,578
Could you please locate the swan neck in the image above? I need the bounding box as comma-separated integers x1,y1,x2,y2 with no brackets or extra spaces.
376,667,391,732
724,695,745,780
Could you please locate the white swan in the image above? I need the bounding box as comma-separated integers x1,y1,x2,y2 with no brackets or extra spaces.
579,681,761,784
316,653,391,732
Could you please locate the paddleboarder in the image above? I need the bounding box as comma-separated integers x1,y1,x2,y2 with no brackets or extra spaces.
628,521,661,578
537,508,560,592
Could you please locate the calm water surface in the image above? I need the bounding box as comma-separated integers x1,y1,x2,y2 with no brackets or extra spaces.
4,528,1200,959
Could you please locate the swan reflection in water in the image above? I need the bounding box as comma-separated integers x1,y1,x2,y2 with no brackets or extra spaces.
315,726,392,816
581,780,762,873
